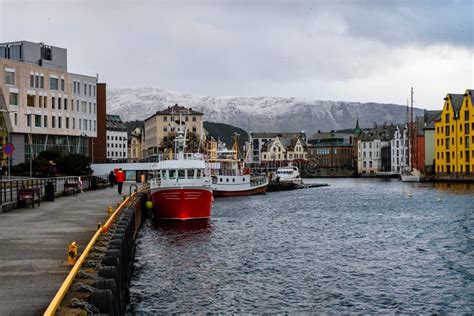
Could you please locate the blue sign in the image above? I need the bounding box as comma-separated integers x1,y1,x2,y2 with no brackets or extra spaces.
2,143,15,156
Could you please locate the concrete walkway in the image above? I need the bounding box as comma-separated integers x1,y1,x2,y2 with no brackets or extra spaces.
0,183,133,315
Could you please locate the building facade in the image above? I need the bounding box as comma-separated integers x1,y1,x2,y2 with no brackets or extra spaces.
248,131,307,165
128,127,143,162
435,90,474,180
390,125,409,173
260,135,309,163
308,131,357,175
143,104,204,158
358,125,395,174
106,115,128,161
0,41,97,165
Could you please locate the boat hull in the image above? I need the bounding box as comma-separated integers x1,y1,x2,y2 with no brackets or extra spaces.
401,174,422,182
150,187,213,220
213,183,267,197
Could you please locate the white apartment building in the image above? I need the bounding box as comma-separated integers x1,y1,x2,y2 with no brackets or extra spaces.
390,125,409,174
357,125,396,174
106,115,128,161
0,41,97,164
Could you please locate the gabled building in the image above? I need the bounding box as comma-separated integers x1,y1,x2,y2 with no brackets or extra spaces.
390,125,409,174
248,131,307,165
260,135,309,163
423,110,442,174
128,127,143,162
435,90,474,180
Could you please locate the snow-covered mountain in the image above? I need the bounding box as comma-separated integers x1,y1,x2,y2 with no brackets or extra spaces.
107,88,424,135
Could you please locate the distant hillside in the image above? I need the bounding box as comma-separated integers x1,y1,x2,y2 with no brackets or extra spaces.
107,87,426,135
204,121,248,150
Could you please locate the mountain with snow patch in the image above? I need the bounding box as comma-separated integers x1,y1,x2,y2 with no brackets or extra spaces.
107,88,424,135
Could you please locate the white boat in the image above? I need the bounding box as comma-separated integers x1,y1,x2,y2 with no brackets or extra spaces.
401,168,424,182
274,165,303,185
208,144,268,197
148,129,213,220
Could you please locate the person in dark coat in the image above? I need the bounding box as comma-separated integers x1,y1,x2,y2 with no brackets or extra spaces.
108,171,115,187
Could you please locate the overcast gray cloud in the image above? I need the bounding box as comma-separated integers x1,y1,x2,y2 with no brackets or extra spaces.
0,0,473,108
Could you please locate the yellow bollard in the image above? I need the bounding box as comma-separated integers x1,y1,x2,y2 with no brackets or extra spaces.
108,205,113,216
67,242,78,265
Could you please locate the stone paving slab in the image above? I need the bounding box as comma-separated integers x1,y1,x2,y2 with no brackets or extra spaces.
0,183,132,315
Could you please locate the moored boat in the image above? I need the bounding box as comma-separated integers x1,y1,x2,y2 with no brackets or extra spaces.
209,145,268,197
274,165,303,185
149,130,213,220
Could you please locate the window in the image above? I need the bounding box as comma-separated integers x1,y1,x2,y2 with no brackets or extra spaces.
196,169,201,178
44,96,48,108
5,70,15,85
73,81,77,93
35,75,39,88
40,76,44,88
93,86,96,97
178,170,185,179
58,98,62,110
43,115,48,128
52,116,56,128
26,115,31,127
73,118,76,129
84,83,87,95
89,102,91,113
30,75,34,88
187,169,194,179
50,77,58,90
34,115,41,127
14,113,17,126
27,94,35,107
9,92,18,106
39,96,43,107
89,84,91,96
84,119,87,130
61,79,65,91
163,116,167,122
446,113,450,123
192,126,197,132
81,101,87,112
169,170,176,179
76,100,80,111
64,98,68,110
465,111,470,121
52,97,55,109
58,117,62,129
66,117,69,129
78,82,80,94
192,116,196,122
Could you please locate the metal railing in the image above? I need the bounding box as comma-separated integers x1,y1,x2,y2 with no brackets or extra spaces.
0,175,110,206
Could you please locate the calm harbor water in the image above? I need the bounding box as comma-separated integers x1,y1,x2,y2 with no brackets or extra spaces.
128,179,474,314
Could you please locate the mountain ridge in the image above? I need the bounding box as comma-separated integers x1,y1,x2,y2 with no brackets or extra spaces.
107,87,425,135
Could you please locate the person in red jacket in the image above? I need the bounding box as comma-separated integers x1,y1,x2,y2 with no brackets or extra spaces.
115,168,125,195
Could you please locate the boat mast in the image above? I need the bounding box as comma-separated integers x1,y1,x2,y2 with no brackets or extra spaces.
410,87,414,172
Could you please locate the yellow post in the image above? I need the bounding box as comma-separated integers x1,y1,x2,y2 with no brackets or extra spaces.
67,242,77,265
108,205,113,216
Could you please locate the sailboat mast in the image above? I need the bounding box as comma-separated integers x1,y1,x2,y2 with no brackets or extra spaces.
410,87,414,172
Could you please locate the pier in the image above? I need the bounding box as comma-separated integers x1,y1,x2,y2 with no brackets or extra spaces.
0,183,132,315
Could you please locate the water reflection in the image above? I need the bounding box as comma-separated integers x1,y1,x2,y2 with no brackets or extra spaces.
433,182,474,195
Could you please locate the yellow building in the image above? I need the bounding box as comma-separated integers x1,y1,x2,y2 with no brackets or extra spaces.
434,89,474,179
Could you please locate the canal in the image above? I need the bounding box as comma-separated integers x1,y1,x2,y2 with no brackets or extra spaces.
127,178,474,314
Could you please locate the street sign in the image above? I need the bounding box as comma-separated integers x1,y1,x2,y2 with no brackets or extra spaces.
2,143,15,156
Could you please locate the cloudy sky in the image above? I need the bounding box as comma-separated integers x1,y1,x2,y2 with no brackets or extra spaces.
1,0,473,109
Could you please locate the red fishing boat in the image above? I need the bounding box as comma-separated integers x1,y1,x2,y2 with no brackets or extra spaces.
149,129,213,220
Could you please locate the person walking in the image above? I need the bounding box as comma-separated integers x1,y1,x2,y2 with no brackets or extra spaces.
116,168,125,195
108,171,115,187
